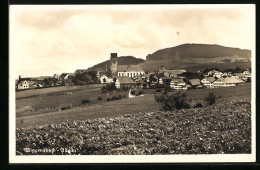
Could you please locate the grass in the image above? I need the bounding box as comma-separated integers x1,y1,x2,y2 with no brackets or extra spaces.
16,83,251,128
16,94,160,128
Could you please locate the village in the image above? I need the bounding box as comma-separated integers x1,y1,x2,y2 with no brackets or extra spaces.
16,53,251,92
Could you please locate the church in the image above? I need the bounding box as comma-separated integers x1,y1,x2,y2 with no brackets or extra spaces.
99,53,144,88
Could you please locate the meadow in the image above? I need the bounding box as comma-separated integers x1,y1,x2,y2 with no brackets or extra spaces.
16,83,251,128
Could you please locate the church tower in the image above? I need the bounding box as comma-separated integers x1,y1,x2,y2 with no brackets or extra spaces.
109,53,118,77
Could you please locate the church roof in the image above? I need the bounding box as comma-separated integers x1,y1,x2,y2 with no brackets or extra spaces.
117,65,144,72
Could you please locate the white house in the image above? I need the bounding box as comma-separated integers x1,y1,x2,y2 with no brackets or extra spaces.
170,78,187,90
17,80,30,90
100,74,113,84
117,65,144,78
201,77,215,88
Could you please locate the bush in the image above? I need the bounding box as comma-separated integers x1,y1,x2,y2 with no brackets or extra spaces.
81,99,90,104
138,90,143,95
122,86,130,90
155,91,190,110
111,96,120,100
97,96,102,101
155,88,162,93
107,98,111,102
123,95,127,98
163,85,172,94
204,91,216,105
130,90,136,95
118,95,122,99
194,102,203,108
101,83,116,93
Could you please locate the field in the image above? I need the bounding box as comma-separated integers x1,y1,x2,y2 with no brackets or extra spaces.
16,95,251,155
15,83,251,155
16,83,251,128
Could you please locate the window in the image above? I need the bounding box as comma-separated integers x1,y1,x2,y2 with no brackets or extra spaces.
103,78,106,83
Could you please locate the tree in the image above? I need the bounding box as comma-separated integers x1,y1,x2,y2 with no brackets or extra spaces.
72,73,93,85
155,91,190,110
86,71,99,83
204,91,216,105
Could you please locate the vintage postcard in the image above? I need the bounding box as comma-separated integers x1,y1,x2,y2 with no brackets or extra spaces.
9,4,256,163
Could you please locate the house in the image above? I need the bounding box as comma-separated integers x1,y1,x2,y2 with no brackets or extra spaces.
212,76,244,87
189,79,202,88
234,73,247,81
53,74,60,79
158,68,186,78
201,77,215,88
170,78,187,90
158,77,172,86
117,65,144,78
207,70,223,78
100,74,113,84
17,80,30,90
115,77,136,89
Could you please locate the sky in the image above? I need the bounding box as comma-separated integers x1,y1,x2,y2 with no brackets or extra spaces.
9,5,255,78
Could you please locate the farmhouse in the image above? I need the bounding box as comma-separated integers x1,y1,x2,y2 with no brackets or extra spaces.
158,77,172,86
170,78,187,90
201,77,215,88
189,79,202,88
115,77,135,89
212,76,244,87
207,70,223,78
17,80,30,90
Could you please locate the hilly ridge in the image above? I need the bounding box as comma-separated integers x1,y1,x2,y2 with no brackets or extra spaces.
87,56,145,72
146,43,251,61
87,44,251,72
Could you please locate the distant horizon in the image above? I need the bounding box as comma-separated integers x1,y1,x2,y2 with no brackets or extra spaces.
10,5,255,78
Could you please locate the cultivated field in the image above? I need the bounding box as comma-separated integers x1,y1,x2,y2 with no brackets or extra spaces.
16,95,251,155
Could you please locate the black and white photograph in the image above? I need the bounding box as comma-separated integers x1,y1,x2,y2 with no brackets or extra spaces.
9,4,255,163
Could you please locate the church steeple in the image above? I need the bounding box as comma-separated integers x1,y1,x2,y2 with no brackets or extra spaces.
109,53,118,77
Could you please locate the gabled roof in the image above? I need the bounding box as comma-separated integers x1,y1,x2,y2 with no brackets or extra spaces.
171,78,185,83
59,73,68,79
235,73,246,77
117,77,135,84
18,80,29,85
117,65,144,72
158,69,186,75
205,77,215,83
189,79,201,86
214,77,244,84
